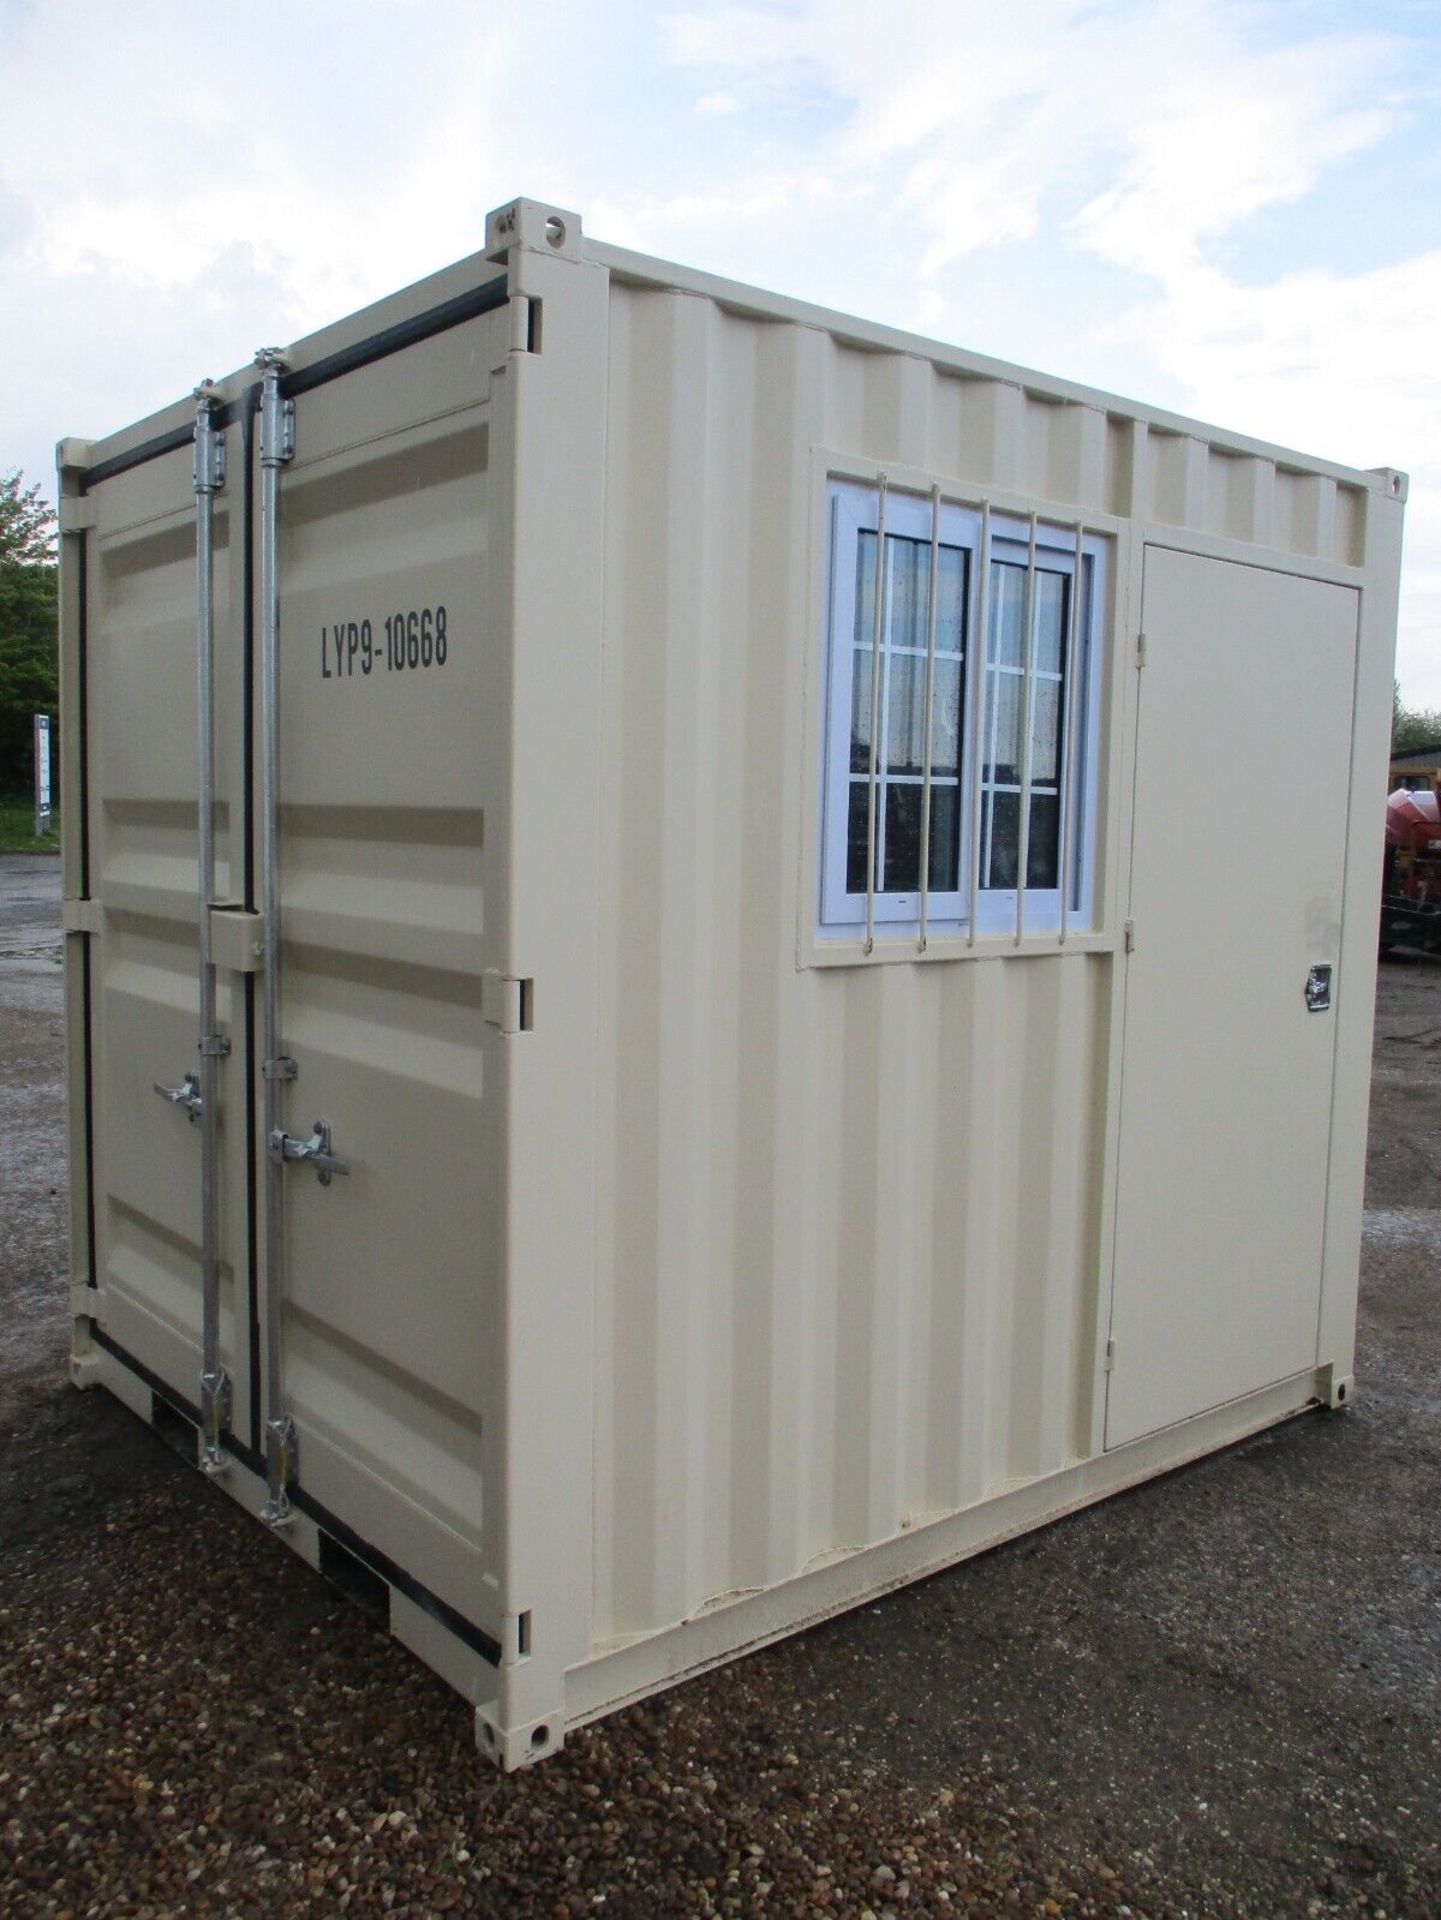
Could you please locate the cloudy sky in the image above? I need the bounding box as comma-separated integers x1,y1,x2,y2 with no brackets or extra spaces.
3,0,1439,699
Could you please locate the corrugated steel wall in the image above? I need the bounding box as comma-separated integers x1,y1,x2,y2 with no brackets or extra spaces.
590,288,1165,1649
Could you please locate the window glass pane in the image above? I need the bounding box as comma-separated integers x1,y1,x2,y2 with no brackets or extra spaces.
987,789,1020,888
930,658,962,776
850,647,876,773
1029,677,1061,783
986,670,1022,783
885,655,926,776
889,537,927,650
936,546,965,654
846,780,873,893
854,532,877,649
927,783,961,891
888,538,967,654
848,780,963,897
1033,570,1068,674
883,782,922,892
989,562,1026,666
1027,792,1060,889
885,656,963,777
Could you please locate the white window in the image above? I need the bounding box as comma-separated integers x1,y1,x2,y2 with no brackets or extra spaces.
819,480,1105,943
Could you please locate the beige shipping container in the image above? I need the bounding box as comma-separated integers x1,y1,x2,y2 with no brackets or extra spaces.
58,197,1405,1768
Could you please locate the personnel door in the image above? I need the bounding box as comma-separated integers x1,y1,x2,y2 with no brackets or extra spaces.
1106,546,1358,1449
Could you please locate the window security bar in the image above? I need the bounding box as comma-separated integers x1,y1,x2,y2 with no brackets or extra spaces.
1014,513,1040,946
863,474,889,955
965,503,993,948
1057,519,1085,946
916,485,943,952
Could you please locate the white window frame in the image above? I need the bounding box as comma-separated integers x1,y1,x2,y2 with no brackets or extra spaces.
818,478,1106,945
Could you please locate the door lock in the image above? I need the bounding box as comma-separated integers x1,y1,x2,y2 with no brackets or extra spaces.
1305,964,1333,1013
154,1071,203,1122
269,1120,350,1185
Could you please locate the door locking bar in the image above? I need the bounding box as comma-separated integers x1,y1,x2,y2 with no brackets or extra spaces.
254,351,351,1526
193,382,233,1475
269,1120,350,1186
256,348,299,1529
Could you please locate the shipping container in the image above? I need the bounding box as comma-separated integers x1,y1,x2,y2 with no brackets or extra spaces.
58,197,1405,1767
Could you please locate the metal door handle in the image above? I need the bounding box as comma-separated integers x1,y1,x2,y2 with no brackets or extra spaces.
269,1120,349,1185
154,1071,203,1122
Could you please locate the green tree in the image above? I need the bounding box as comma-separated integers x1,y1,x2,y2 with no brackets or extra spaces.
1392,680,1441,755
0,469,59,794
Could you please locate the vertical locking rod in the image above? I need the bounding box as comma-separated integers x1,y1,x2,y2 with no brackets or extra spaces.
193,384,232,1473
256,349,297,1526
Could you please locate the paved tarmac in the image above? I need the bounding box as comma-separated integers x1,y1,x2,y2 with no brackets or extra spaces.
0,853,66,1379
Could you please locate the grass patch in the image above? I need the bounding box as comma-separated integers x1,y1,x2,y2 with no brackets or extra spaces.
0,797,60,854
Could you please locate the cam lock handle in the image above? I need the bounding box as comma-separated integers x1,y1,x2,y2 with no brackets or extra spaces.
154,1072,203,1122
269,1120,350,1186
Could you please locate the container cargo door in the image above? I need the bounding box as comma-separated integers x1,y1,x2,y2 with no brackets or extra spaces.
254,310,502,1629
1106,547,1357,1449
81,441,255,1446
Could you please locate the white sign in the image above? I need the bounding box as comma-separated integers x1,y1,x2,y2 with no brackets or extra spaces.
34,712,52,833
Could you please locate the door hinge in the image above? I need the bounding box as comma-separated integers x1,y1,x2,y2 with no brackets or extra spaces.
256,349,295,465
192,385,227,493
1123,920,1136,953
59,496,99,535
61,897,102,936
482,970,534,1034
1104,1338,1116,1374
209,906,264,973
1136,631,1147,668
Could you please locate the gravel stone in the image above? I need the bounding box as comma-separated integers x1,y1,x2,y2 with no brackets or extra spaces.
3,864,1440,1918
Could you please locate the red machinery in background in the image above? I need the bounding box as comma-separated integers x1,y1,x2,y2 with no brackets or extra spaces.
1382,783,1441,953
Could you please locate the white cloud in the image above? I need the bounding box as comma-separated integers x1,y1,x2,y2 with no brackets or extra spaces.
659,0,1440,698
0,2,537,482
2,0,1437,701
1120,250,1441,699
1118,253,1441,468
664,1,1401,262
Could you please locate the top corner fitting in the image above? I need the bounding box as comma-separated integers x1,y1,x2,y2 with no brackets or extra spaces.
485,198,586,266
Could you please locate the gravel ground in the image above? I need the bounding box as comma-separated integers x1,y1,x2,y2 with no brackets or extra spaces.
2,851,1439,1920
